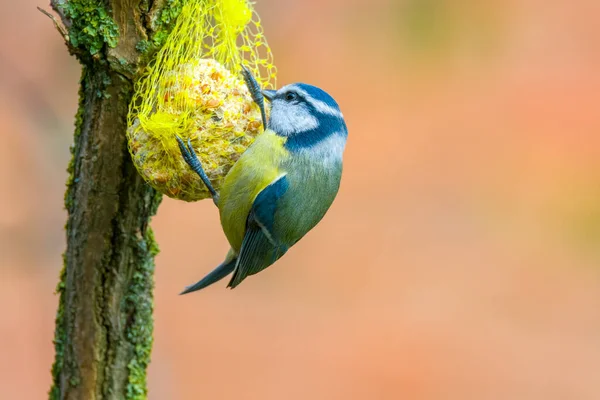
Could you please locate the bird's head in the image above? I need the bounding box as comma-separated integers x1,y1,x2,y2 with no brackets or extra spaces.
262,83,347,149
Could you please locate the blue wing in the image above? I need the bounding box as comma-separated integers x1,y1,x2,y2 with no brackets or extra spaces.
228,175,290,288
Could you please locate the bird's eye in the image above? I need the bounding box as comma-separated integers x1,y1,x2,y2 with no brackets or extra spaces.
284,92,297,102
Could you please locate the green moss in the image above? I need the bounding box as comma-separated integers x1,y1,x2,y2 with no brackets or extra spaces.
56,0,119,55
131,0,184,68
135,39,152,54
50,68,88,399
123,186,161,400
125,224,160,400
49,259,67,400
159,0,184,25
151,0,184,48
64,69,87,212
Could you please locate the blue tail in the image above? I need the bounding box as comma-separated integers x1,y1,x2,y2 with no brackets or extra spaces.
180,258,236,295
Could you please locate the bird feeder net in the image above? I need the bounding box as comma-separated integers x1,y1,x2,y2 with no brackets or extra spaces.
127,0,276,201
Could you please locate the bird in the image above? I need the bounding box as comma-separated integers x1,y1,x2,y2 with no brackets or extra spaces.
176,66,347,293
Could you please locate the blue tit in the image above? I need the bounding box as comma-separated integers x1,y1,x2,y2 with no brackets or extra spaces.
176,67,347,293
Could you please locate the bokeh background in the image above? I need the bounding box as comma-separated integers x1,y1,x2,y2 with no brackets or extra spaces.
2,0,600,398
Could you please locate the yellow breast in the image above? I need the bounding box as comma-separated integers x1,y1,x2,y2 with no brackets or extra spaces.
218,130,289,251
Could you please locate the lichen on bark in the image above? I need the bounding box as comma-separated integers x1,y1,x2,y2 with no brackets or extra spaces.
54,0,120,55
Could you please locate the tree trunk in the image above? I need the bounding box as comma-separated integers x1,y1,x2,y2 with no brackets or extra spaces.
47,1,181,399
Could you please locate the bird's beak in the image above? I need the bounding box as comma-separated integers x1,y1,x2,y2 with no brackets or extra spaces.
262,89,276,102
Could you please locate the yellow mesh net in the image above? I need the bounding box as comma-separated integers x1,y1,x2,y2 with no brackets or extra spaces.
127,0,276,201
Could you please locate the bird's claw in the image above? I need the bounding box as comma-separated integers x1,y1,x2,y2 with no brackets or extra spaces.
241,64,268,131
175,135,219,202
176,135,199,170
241,65,265,106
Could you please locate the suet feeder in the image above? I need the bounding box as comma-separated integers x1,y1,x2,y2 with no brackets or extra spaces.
127,0,276,201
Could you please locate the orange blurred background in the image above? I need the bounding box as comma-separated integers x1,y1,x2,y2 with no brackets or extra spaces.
1,0,600,398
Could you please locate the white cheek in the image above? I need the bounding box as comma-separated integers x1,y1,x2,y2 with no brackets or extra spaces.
269,102,319,136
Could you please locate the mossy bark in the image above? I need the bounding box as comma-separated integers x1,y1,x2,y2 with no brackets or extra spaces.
48,1,182,399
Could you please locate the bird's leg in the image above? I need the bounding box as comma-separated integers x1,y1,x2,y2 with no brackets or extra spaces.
241,65,268,131
176,136,219,206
